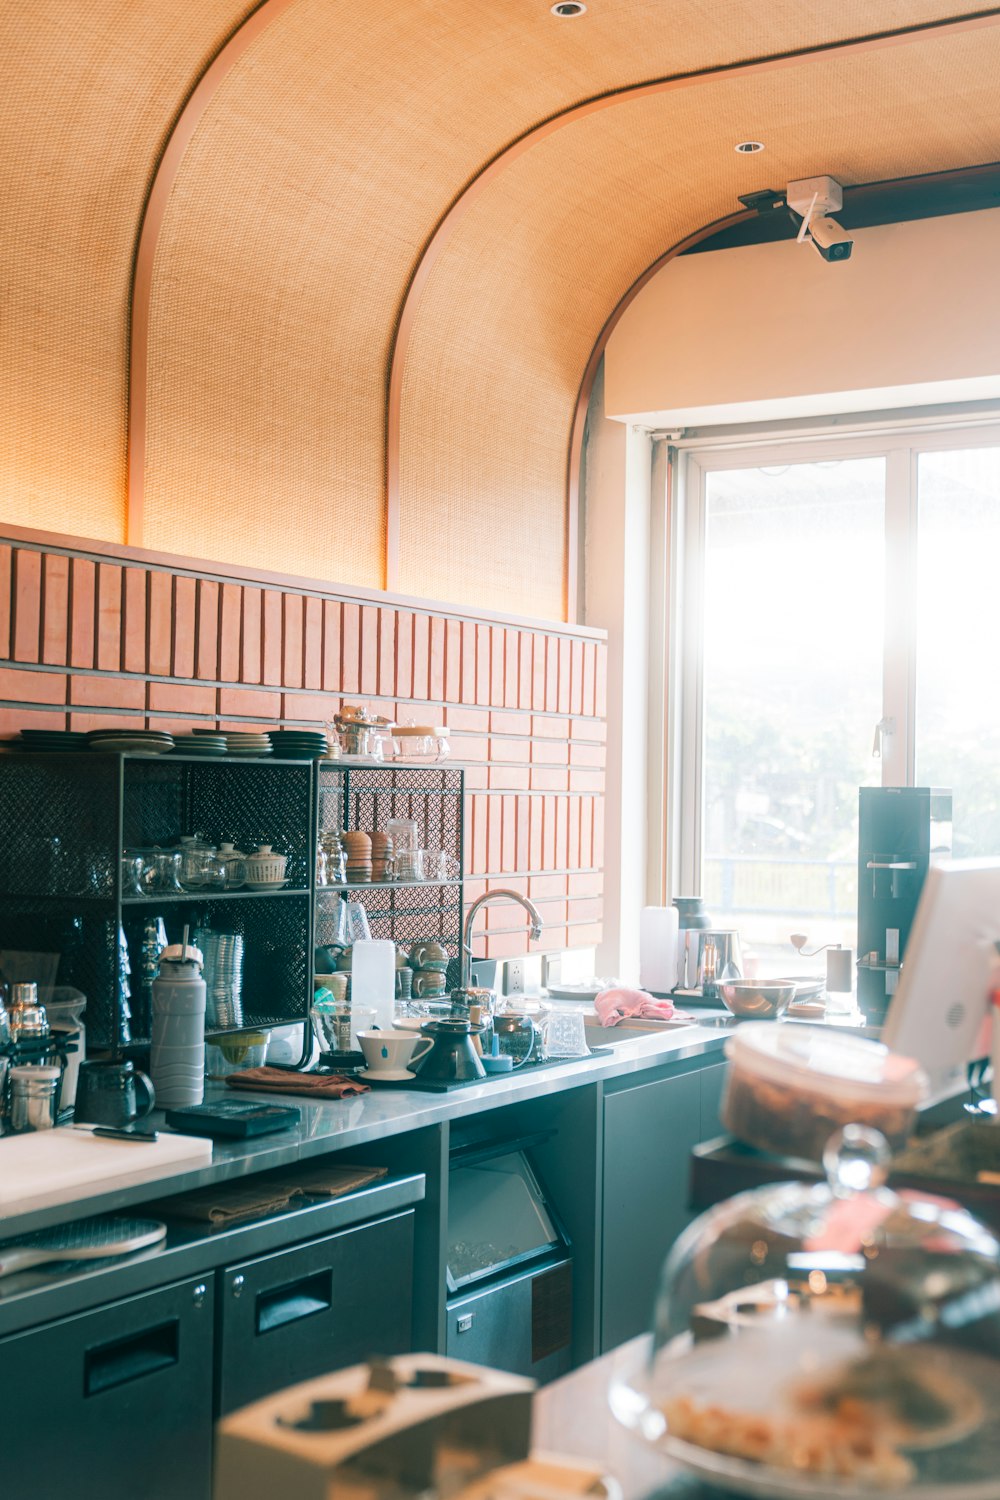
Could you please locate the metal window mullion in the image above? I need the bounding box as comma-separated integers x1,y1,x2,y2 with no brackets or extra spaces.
882,445,918,787
674,453,706,900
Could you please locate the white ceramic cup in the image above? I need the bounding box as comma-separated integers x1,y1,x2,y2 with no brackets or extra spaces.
358,1030,433,1073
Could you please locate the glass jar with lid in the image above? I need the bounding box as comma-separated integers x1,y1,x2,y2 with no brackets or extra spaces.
610,1125,1000,1497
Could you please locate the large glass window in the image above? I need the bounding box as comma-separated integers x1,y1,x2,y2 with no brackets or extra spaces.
675,427,1000,973
701,461,884,966
916,447,1000,856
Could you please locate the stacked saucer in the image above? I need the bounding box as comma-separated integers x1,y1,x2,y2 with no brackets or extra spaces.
216,731,272,757
171,732,227,756
14,728,89,753
268,729,329,760
87,729,175,755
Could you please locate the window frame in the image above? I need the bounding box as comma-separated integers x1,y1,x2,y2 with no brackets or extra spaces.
666,413,1000,904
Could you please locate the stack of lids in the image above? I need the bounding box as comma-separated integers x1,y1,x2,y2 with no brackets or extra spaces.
342,830,372,884
171,732,227,756
370,830,393,882
12,728,89,752
87,728,175,755
268,729,330,760
215,730,272,756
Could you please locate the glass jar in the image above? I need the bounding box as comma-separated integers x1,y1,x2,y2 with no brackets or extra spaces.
611,1126,1000,1497
217,842,248,890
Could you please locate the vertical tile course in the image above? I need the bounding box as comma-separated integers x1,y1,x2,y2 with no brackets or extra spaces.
146,569,171,676
378,608,395,699
341,603,361,694
282,593,304,689
303,596,323,690
41,552,69,666
219,584,242,682
96,563,122,672
261,590,282,686
195,579,219,681
395,611,413,700
172,575,196,679
13,549,42,662
0,544,11,659
322,599,342,692
122,566,147,675
360,605,379,695
241,588,262,684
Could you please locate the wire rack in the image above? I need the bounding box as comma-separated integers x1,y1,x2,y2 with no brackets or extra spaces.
316,764,465,963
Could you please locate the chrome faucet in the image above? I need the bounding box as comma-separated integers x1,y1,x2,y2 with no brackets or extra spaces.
462,889,543,988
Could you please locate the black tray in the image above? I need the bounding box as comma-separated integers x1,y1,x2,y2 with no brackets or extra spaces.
340,1047,612,1093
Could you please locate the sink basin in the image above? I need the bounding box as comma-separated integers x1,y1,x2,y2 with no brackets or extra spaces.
583,1015,694,1049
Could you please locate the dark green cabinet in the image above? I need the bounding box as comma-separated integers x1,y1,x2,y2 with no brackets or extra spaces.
600,1060,728,1352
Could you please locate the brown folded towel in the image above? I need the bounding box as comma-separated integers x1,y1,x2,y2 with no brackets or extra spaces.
154,1183,297,1226
225,1067,369,1098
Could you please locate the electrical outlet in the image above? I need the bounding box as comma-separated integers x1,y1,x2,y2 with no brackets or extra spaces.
504,958,526,996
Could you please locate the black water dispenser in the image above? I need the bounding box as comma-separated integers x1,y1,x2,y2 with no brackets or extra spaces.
857,787,952,1022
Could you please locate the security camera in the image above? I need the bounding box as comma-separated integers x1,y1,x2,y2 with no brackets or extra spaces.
807,214,853,262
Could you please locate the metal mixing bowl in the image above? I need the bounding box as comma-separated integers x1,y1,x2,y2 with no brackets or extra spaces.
718,979,796,1019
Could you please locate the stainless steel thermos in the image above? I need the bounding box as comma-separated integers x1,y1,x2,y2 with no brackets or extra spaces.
151,940,206,1107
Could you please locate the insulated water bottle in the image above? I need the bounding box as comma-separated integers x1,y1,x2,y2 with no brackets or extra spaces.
150,940,206,1107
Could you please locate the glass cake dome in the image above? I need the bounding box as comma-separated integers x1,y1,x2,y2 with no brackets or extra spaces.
610,1126,1000,1499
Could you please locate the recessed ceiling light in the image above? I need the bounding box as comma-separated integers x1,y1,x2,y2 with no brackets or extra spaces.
735,140,765,154
551,2,586,15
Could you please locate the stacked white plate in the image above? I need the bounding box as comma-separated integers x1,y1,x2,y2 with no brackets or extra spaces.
171,732,227,756
216,731,273,756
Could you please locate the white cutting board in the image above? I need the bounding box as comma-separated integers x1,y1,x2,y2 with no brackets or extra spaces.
0,1127,213,1219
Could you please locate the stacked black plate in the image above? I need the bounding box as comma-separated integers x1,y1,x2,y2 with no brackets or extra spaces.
14,728,89,752
268,730,329,760
86,729,175,755
170,733,227,756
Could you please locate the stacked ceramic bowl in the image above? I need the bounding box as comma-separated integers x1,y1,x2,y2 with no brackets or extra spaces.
194,929,245,1029
171,732,227,756
14,728,89,752
87,728,174,755
217,731,272,756
268,729,329,760
342,831,372,883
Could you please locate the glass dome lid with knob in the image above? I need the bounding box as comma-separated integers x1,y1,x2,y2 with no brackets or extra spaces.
610,1126,1000,1500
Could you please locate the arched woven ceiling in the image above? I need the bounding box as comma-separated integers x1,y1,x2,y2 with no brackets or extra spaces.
2,0,998,618
398,21,1000,615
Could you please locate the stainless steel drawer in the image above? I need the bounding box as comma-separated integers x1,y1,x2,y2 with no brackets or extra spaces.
217,1208,414,1413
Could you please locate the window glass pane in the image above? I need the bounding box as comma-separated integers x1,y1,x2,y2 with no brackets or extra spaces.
701,459,885,972
916,447,1000,856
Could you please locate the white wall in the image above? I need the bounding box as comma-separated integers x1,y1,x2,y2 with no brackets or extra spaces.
605,208,1000,427
582,366,651,982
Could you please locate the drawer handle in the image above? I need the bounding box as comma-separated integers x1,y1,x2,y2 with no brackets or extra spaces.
255,1270,332,1335
84,1320,179,1397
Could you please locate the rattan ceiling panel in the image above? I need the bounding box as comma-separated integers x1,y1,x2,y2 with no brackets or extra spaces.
139,0,980,591
398,24,1000,617
0,0,256,541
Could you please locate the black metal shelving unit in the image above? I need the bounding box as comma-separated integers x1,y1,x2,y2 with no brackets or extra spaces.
0,752,314,1052
314,763,465,969
0,753,465,1055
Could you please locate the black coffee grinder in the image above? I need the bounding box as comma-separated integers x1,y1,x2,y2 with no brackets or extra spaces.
857,787,952,1022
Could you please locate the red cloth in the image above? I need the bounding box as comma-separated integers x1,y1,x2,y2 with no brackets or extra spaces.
225,1067,369,1098
593,986,677,1026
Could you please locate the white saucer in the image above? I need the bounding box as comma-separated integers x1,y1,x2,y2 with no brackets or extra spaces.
358,1066,420,1082
244,879,288,890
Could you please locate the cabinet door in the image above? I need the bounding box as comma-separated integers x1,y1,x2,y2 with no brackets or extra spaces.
217,1209,414,1414
601,1070,701,1352
0,1274,215,1500
699,1060,729,1144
